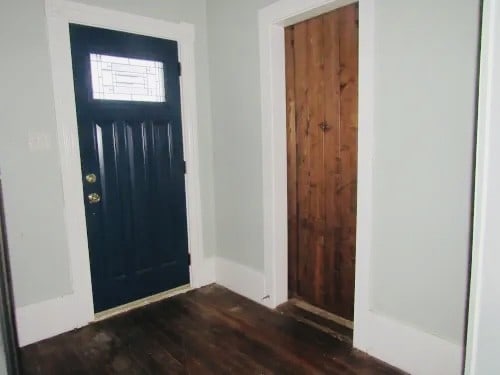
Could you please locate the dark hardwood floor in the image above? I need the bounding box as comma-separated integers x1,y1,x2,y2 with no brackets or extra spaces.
21,285,404,374
278,298,354,344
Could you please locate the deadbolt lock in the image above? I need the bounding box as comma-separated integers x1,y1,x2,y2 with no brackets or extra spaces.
88,192,101,204
85,173,97,184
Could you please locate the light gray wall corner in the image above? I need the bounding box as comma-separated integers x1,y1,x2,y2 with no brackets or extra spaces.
370,0,480,344
207,0,278,272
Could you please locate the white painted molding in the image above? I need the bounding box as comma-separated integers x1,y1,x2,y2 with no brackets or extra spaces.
16,294,87,347
14,0,212,346
215,257,270,308
355,311,462,375
193,257,216,289
351,0,375,351
465,0,500,374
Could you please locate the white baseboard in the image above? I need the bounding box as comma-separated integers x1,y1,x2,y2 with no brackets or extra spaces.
18,257,462,375
215,257,270,307
354,310,462,375
214,255,462,374
17,256,216,347
191,256,216,288
16,293,91,347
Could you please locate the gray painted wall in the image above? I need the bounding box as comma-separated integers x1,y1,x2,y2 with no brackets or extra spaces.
0,1,73,306
0,0,479,348
207,0,479,345
207,0,276,271
370,0,479,344
0,0,216,307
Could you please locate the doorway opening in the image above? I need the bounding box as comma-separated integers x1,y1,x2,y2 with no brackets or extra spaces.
258,0,369,342
285,4,358,324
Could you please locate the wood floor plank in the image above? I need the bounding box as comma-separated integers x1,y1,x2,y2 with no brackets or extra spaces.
150,297,265,375
278,299,353,341
21,285,404,375
185,287,368,374
181,291,321,374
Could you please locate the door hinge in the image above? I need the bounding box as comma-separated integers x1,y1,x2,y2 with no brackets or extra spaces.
183,160,187,174
178,61,182,76
188,253,191,265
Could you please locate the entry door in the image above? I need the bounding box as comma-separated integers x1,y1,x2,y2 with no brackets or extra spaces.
69,25,190,312
286,4,358,320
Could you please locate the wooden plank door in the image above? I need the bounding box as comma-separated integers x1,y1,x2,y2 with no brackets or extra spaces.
286,4,358,320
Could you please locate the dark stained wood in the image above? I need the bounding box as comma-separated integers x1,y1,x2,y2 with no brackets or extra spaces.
21,285,404,375
285,4,358,320
285,26,299,297
278,298,353,343
323,9,342,314
292,18,311,302
337,4,359,320
305,15,327,307
295,14,327,306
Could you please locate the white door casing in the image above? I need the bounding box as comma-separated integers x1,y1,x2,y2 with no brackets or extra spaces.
15,0,213,347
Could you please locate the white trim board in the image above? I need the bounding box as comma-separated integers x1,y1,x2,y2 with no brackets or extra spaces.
355,311,462,375
258,0,462,373
215,257,270,308
16,294,86,347
465,0,500,373
15,0,215,347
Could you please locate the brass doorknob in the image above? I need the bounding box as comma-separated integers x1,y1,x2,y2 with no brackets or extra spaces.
88,192,101,204
85,173,97,183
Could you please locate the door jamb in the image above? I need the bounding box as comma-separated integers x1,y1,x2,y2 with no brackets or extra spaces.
258,0,372,349
44,0,207,326
465,0,500,372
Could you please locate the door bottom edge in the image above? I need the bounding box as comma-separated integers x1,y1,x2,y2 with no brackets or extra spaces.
93,283,191,322
291,298,354,329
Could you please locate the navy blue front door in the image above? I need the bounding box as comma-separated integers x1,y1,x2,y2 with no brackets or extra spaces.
69,25,190,312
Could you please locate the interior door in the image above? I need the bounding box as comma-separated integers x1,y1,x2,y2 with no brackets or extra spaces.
286,4,358,320
69,25,190,313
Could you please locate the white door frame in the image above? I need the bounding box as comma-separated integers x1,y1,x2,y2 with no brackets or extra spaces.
259,0,463,373
26,0,207,344
465,0,500,373
258,0,368,325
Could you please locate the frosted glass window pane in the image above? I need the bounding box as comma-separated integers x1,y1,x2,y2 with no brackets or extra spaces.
89,53,165,102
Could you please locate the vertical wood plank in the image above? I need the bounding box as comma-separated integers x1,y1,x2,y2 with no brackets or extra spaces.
296,15,326,306
293,19,311,301
285,26,298,297
322,10,342,312
309,16,327,307
336,4,358,320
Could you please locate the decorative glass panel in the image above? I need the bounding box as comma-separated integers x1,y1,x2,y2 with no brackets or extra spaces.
89,53,166,102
